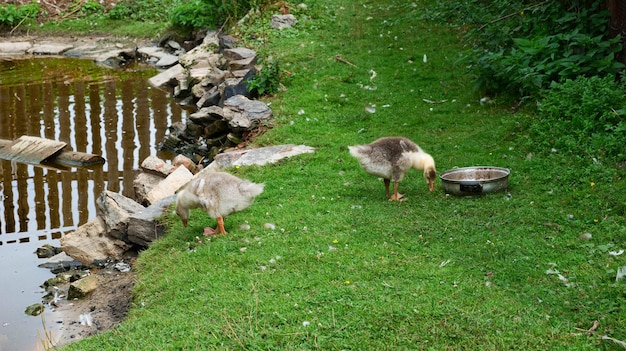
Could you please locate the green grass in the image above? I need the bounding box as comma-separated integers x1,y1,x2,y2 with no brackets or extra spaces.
58,0,626,350
8,0,178,38
31,19,166,38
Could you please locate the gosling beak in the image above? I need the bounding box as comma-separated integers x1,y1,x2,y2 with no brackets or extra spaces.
428,182,435,192
182,219,188,227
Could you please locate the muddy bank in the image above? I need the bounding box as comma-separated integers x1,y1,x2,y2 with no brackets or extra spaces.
49,267,136,346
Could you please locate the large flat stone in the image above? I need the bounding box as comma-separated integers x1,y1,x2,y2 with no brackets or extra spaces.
28,43,74,55
148,64,186,89
145,165,193,205
0,41,32,55
208,144,315,170
60,217,131,266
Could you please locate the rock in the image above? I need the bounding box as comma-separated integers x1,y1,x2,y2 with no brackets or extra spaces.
173,154,197,172
60,217,132,266
38,252,85,273
204,119,229,137
127,195,176,246
138,46,168,59
188,66,213,83
228,55,257,71
93,48,136,67
202,30,220,47
189,106,225,126
222,95,273,130
42,274,72,289
270,14,298,29
25,303,44,316
137,45,182,68
224,68,257,100
97,191,146,241
191,81,209,99
0,41,32,55
148,64,186,90
208,144,315,170
134,172,165,206
141,155,174,177
36,244,63,258
68,275,98,299
166,40,182,51
219,35,238,51
155,54,180,68
145,165,193,205
28,43,74,55
222,47,256,61
202,67,228,86
178,44,223,69
167,121,188,140
196,89,221,108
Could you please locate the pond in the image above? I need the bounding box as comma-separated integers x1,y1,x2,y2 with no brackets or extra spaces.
0,57,185,351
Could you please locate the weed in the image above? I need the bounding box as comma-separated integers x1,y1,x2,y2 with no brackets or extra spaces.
72,0,106,16
106,0,176,22
169,0,268,30
532,75,626,161
37,313,56,350
429,0,624,98
248,56,286,96
0,1,41,27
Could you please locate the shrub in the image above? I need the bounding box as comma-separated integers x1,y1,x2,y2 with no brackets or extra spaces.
107,0,178,22
0,1,41,27
429,0,624,98
531,75,626,160
169,0,251,30
248,57,286,96
76,1,106,16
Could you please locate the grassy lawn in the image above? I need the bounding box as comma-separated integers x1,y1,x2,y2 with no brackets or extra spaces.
59,0,626,350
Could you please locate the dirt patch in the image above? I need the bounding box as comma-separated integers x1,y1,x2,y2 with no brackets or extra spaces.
48,266,136,347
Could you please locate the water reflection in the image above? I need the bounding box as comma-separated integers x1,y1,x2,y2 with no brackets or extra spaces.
0,58,184,242
0,57,185,351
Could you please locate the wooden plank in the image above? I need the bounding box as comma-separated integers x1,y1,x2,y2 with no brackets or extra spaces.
0,137,105,168
47,149,106,168
0,136,66,164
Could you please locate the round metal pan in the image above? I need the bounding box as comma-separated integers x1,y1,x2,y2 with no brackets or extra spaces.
440,166,510,196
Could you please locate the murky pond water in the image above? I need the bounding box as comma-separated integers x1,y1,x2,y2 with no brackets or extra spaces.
0,57,185,351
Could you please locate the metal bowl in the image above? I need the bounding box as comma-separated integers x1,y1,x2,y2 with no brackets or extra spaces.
440,166,510,196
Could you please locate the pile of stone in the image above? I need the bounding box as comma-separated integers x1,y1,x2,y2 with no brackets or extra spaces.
146,31,275,166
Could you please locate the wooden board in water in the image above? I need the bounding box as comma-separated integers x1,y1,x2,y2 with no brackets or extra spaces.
0,136,66,164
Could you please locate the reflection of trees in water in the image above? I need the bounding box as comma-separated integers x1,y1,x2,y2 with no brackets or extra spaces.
0,68,184,244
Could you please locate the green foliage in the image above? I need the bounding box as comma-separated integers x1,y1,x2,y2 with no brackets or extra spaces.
27,0,178,37
532,75,626,160
429,0,624,97
169,0,252,30
106,0,178,21
74,0,106,16
0,1,41,27
248,57,286,96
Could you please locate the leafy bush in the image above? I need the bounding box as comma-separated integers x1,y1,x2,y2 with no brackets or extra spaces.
169,0,252,30
0,1,41,27
248,57,286,96
75,1,106,16
107,0,179,22
531,75,626,160
430,0,624,98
